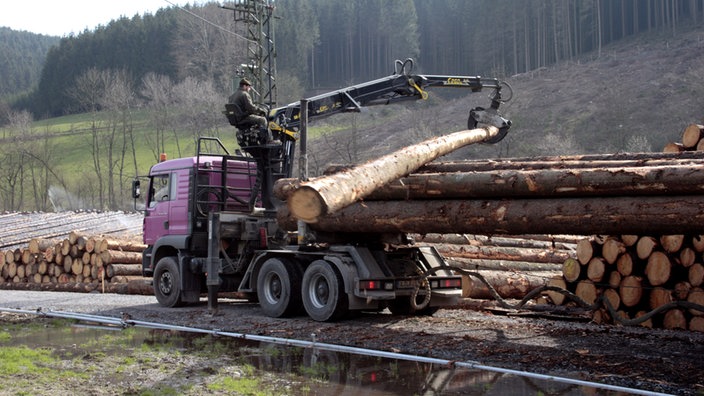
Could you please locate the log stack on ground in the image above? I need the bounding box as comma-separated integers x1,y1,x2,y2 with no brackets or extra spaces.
275,125,704,331
412,233,574,300
0,231,151,295
556,234,704,332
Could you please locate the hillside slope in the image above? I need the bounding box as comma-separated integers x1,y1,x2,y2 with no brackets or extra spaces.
304,26,704,174
0,27,58,98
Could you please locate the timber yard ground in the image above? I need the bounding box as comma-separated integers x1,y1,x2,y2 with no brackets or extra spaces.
0,290,702,395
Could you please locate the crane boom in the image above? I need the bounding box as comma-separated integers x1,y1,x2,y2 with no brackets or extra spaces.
264,59,511,140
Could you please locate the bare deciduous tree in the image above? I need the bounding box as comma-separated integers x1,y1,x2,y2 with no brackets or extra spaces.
141,73,178,160
172,3,248,92
172,76,225,149
100,69,138,209
70,68,108,208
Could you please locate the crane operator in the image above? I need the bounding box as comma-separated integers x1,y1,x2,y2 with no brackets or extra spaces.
228,78,278,144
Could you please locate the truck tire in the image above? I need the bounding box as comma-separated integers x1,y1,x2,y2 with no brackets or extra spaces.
257,258,302,317
154,256,183,307
302,260,348,322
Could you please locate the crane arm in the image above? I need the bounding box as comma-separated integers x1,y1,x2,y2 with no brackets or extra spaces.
264,58,511,143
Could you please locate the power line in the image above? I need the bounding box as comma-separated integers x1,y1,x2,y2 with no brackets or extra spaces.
161,0,255,43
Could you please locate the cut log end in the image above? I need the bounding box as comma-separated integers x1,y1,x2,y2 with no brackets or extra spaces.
288,186,326,223
681,124,704,148
562,257,580,283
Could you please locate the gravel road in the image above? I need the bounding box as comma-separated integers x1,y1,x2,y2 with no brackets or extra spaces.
1,290,702,395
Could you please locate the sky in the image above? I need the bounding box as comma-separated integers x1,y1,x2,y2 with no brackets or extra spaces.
0,0,194,37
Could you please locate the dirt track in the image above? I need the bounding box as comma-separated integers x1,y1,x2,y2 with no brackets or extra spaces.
1,290,701,395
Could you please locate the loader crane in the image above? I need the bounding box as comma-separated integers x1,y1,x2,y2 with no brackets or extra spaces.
133,58,512,321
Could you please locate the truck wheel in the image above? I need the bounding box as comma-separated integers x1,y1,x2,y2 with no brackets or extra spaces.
302,260,348,322
154,257,183,307
257,258,302,317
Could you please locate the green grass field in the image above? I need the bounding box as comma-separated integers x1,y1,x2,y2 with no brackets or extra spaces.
0,107,380,211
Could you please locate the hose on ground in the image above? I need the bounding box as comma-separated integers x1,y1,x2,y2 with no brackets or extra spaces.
420,265,704,327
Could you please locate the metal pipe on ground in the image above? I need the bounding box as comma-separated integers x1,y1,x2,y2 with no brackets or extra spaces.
0,307,669,396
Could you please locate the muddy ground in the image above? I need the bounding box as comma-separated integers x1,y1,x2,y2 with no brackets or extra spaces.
0,290,702,395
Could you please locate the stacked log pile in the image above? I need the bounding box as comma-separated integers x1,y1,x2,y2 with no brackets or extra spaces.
0,231,150,295
549,124,704,331
277,151,704,236
277,125,704,331
663,123,704,153
412,233,576,300
557,234,704,331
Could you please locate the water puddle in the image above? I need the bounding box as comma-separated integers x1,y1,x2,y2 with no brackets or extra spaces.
0,318,631,395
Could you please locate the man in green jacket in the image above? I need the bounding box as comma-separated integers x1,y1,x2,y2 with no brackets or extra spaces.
228,78,277,144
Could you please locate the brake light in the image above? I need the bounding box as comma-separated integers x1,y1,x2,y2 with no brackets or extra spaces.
359,280,394,291
360,280,378,290
441,278,462,288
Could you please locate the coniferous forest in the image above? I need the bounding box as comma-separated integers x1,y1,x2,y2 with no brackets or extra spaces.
1,0,704,212
3,0,703,118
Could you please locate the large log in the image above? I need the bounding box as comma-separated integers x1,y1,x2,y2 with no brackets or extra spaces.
619,275,643,308
575,280,597,305
461,270,550,299
681,124,704,148
576,239,598,265
282,126,500,223
545,276,567,305
645,251,671,286
412,233,577,251
430,243,571,264
603,288,621,310
679,247,696,268
362,165,704,201
616,252,634,276
278,195,704,235
663,142,685,152
99,250,143,265
663,309,688,330
446,257,562,272
660,235,685,253
105,239,147,252
106,263,142,277
28,238,59,255
692,235,704,252
649,287,673,310
689,316,704,332
586,257,606,282
562,257,581,283
687,287,704,316
602,238,626,264
414,151,704,173
126,279,154,295
690,263,704,287
636,236,659,259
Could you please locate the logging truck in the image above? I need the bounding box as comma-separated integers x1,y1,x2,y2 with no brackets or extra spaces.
132,59,511,321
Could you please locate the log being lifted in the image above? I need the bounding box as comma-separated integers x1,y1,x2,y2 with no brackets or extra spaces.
281,126,500,223
277,195,704,235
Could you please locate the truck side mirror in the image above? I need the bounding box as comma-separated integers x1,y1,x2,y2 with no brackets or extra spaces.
132,180,141,199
